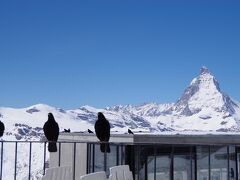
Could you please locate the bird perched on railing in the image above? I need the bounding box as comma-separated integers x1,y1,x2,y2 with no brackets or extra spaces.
43,113,59,152
64,128,71,133
88,129,93,133
0,121,4,137
94,112,110,153
128,129,134,135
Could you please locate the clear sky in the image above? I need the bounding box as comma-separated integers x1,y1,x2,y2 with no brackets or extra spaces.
0,0,240,109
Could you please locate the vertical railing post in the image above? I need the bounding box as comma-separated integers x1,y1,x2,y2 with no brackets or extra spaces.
170,146,174,180
235,146,238,180
121,145,124,165
87,143,92,173
73,142,76,180
86,143,89,174
92,144,95,172
58,142,61,167
43,142,47,175
104,143,107,172
0,142,3,180
136,145,140,180
208,146,211,180
190,146,193,180
28,142,32,180
14,142,18,180
194,146,197,180
154,146,156,180
116,145,119,166
227,146,230,180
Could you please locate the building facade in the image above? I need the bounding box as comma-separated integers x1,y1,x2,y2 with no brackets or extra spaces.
50,133,240,180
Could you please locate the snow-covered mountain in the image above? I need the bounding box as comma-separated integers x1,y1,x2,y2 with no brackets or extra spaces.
1,67,240,136
1,66,240,179
167,66,240,131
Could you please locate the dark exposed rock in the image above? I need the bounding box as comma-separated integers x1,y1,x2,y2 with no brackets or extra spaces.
199,115,212,120
58,108,66,113
34,127,42,132
26,108,40,114
157,122,174,132
14,123,44,140
77,113,97,123
18,129,25,136
220,121,228,125
15,134,22,140
223,114,232,119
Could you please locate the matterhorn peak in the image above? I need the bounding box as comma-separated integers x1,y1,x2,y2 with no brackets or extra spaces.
200,66,210,75
172,67,238,117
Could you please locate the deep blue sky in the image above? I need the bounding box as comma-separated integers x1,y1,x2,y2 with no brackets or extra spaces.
0,0,240,109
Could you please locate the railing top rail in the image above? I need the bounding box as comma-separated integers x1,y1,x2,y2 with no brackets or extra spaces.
1,140,240,146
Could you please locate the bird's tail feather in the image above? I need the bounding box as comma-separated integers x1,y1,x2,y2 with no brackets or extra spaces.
48,142,57,152
100,143,110,153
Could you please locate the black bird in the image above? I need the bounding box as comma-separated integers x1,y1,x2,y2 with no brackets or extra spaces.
0,121,5,137
64,128,71,133
88,129,93,133
94,112,110,153
43,113,59,152
128,129,134,135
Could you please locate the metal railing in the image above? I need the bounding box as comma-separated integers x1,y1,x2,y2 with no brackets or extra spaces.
0,141,48,180
0,140,116,180
0,140,240,180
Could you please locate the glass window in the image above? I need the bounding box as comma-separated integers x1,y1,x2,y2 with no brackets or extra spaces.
119,145,125,165
93,144,118,175
141,146,172,180
229,146,236,180
155,146,171,180
87,143,94,173
156,155,171,180
106,145,117,175
138,146,154,180
147,156,155,180
197,146,209,180
174,147,193,180
94,144,105,172
236,147,240,180
210,146,228,180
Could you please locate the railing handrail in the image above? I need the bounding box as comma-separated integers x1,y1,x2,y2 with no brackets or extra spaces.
1,140,240,146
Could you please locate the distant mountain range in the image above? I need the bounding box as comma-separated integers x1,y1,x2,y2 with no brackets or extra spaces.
1,66,240,179
1,66,240,137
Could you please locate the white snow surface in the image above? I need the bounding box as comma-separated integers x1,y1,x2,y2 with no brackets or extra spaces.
0,67,240,179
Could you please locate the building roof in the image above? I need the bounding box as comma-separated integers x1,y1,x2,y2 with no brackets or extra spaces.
59,132,240,146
